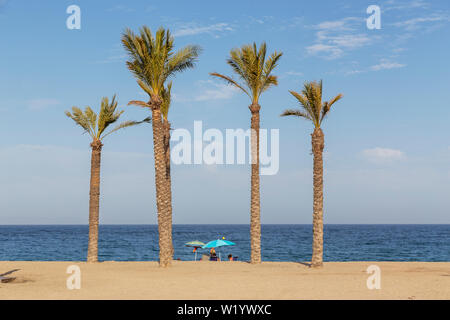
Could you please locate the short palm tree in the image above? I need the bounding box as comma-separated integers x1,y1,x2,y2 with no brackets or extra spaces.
65,95,148,262
122,26,200,267
211,42,282,264
281,80,343,268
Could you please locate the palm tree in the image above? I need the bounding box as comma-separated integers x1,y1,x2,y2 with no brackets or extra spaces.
122,26,200,267
211,43,282,264
160,83,173,257
65,95,148,262
281,80,343,268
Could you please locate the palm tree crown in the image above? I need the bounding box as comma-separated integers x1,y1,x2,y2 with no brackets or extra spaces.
122,26,200,102
210,42,282,104
65,95,147,140
281,80,343,127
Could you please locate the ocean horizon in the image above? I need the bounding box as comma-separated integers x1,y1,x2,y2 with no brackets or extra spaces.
1,224,448,262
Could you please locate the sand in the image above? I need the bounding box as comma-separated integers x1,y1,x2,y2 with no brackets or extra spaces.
0,261,449,300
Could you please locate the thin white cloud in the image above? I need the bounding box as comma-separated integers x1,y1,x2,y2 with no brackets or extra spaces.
27,99,60,110
346,59,406,75
307,44,343,59
247,15,275,25
392,47,407,53
330,34,371,48
370,60,406,71
172,80,239,103
345,69,364,75
386,6,450,56
96,54,127,64
316,18,355,31
392,14,450,31
277,16,304,30
173,23,233,38
384,0,429,11
193,80,239,102
284,71,304,77
306,17,372,59
362,147,405,163
96,44,127,64
106,5,135,12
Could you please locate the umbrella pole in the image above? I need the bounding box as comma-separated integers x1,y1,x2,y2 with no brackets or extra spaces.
195,250,197,261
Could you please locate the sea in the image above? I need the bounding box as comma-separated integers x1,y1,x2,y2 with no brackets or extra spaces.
0,224,449,262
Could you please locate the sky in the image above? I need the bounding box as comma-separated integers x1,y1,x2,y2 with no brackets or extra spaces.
0,0,449,224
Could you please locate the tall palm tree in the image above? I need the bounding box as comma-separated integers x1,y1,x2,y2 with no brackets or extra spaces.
122,26,200,267
65,95,148,262
211,42,282,264
160,83,173,257
281,80,343,268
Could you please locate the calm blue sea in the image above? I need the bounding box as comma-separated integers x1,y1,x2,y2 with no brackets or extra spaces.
0,224,448,262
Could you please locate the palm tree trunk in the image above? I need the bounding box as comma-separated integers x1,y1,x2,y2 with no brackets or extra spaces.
311,128,324,268
87,139,103,263
163,120,174,259
150,99,171,268
249,103,261,264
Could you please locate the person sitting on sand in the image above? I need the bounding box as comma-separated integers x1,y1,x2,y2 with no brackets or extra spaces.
228,254,233,261
209,248,218,261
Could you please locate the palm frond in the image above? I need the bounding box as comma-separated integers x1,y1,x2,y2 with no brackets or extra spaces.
97,95,124,137
261,75,278,94
228,48,251,82
280,109,312,120
212,42,282,104
160,82,172,120
321,93,343,122
122,25,200,102
209,72,250,97
137,80,154,97
327,93,343,108
66,95,141,141
165,45,201,78
84,106,97,134
101,117,151,139
301,82,322,127
288,90,315,123
264,51,283,76
128,100,152,108
285,80,343,127
65,106,96,138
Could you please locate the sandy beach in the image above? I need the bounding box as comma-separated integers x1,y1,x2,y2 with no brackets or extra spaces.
0,261,449,300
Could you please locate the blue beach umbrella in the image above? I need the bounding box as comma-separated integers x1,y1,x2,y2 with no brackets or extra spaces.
202,239,235,248
202,239,235,261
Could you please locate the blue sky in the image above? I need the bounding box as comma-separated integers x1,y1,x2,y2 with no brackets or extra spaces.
0,0,449,224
